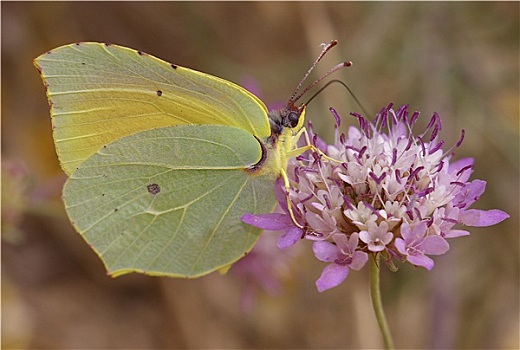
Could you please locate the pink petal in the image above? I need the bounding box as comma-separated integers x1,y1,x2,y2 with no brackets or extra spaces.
241,213,292,230
312,241,338,262
448,157,474,181
444,229,470,238
419,235,450,255
358,230,370,244
407,254,435,270
459,209,510,227
394,238,407,255
368,242,386,252
349,251,369,270
454,180,486,208
274,177,289,212
399,223,413,242
316,264,350,292
277,226,303,250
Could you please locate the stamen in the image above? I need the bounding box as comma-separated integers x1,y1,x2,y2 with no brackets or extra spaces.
323,193,332,210
343,194,354,210
425,113,437,130
412,166,425,181
369,171,387,184
417,187,434,197
455,129,465,148
430,124,439,141
418,136,426,157
340,133,346,145
456,165,473,177
410,111,420,126
391,148,398,166
434,161,444,173
358,146,367,159
396,105,408,120
442,217,458,224
405,137,413,152
300,193,315,204
329,107,341,127
395,169,402,184
414,207,423,220
428,140,444,155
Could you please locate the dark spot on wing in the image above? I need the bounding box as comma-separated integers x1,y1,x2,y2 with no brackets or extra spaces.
105,43,112,47
156,90,162,96
171,64,177,69
114,208,119,212
147,183,161,195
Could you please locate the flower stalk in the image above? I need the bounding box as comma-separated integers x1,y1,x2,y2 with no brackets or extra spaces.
369,253,394,350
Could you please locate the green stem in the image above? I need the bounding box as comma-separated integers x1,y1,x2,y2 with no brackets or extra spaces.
369,253,395,350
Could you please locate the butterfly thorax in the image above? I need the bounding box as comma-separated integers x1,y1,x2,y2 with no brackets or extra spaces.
248,106,306,177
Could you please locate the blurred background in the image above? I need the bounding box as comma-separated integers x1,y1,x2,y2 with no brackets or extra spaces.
2,2,518,349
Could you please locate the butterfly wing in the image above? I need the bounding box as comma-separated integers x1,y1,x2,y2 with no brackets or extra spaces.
34,42,271,175
63,125,276,277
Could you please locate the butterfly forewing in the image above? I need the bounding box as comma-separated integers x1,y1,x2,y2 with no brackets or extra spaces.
34,42,271,175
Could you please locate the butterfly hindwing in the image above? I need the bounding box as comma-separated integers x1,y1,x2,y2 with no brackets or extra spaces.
63,125,276,277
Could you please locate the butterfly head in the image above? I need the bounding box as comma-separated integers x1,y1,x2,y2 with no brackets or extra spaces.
268,103,305,137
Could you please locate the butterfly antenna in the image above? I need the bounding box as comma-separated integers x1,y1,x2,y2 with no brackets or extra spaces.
292,61,352,105
288,40,339,105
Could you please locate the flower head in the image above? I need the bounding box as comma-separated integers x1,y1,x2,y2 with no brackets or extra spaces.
243,104,509,292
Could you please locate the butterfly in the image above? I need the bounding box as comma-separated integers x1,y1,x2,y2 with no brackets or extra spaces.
34,40,347,278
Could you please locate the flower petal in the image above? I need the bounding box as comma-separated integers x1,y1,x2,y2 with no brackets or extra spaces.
241,213,293,230
394,238,407,255
419,235,450,255
349,251,369,270
315,263,350,292
407,254,435,270
277,226,303,250
453,180,486,208
443,229,470,238
448,157,474,181
358,230,370,244
274,177,289,212
312,241,338,262
459,209,510,227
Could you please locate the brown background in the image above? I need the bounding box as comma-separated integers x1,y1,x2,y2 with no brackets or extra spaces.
2,2,519,349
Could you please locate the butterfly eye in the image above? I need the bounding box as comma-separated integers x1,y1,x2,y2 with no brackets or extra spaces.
287,111,300,128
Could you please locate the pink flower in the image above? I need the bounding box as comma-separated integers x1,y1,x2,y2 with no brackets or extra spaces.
312,233,368,292
394,222,449,270
359,221,393,252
